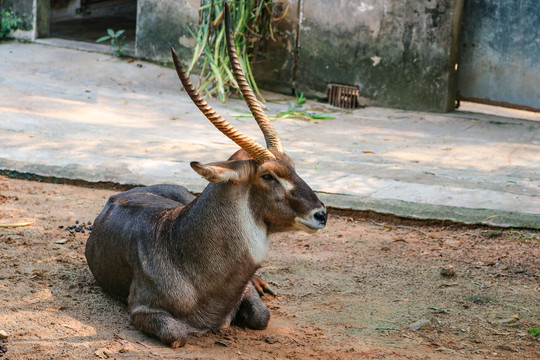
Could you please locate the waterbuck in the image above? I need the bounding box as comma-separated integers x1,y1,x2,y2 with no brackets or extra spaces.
85,5,327,348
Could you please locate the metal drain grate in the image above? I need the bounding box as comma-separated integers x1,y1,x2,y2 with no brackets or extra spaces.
327,83,360,109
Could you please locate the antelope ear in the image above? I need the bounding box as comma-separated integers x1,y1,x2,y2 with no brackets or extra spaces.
191,160,252,183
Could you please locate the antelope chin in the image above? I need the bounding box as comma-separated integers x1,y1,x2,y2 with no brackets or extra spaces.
294,218,324,234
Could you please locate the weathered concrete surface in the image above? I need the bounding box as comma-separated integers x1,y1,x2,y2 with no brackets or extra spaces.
252,0,299,95
1,0,35,39
135,0,198,64
295,0,462,112
458,0,540,111
1,42,539,228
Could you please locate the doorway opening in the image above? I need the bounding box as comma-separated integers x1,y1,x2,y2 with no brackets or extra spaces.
49,0,137,52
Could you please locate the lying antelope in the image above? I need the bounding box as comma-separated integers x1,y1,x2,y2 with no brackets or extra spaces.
85,4,327,347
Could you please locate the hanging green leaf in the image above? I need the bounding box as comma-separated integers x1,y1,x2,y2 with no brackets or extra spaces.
189,0,280,103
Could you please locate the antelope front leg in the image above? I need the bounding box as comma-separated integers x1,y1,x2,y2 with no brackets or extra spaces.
129,303,189,348
233,282,271,330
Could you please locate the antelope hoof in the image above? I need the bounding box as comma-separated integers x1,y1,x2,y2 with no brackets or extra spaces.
167,337,188,348
252,275,276,297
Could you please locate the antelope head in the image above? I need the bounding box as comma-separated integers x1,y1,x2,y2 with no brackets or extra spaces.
171,4,327,235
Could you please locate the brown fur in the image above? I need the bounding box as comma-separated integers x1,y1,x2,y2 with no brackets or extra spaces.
85,151,327,347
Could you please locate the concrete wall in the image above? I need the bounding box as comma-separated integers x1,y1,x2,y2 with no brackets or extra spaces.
1,0,50,40
251,0,299,95
457,0,540,111
132,0,464,112
135,0,198,64
2,0,36,39
295,0,463,112
252,0,463,112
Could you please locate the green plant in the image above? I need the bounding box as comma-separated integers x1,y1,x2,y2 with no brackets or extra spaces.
273,90,335,121
233,90,335,121
508,229,540,243
0,10,22,39
188,0,280,102
529,328,540,339
96,29,127,57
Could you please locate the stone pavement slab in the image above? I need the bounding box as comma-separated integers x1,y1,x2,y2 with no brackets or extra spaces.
1,42,539,228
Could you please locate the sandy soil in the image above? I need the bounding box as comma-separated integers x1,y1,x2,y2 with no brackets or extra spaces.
0,175,538,359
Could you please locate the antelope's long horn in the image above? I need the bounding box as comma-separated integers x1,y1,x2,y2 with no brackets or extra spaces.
171,48,275,163
224,3,283,153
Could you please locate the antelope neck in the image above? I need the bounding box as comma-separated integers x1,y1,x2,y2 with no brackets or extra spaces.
175,182,269,266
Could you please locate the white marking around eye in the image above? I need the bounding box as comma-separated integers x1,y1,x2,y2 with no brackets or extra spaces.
270,171,295,192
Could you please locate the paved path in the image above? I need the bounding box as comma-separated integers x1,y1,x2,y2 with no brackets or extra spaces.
1,41,539,228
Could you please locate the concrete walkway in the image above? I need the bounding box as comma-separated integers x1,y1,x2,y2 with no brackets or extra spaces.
1,41,539,228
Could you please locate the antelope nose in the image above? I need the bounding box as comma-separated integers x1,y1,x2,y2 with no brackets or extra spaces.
314,209,328,226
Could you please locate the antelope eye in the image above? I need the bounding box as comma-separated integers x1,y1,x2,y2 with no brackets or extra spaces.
261,173,275,181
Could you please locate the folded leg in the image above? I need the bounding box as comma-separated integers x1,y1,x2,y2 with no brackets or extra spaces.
129,304,189,348
233,282,270,330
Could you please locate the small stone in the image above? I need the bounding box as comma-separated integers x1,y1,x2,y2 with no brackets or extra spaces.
0,330,7,340
410,319,431,331
55,239,68,244
75,220,79,224
435,347,453,352
94,348,110,359
264,335,279,344
496,317,519,325
440,265,456,277
482,230,502,238
467,294,495,304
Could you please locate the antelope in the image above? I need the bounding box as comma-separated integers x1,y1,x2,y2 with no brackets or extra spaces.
85,4,327,348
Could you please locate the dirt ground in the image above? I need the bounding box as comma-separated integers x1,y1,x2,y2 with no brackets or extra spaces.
0,175,538,359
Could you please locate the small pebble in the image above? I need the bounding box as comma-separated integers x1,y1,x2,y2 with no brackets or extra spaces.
0,330,7,340
75,220,79,224
440,265,456,277
496,317,519,325
264,335,279,344
410,319,431,331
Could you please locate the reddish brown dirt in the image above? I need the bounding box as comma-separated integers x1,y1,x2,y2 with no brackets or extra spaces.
0,176,538,359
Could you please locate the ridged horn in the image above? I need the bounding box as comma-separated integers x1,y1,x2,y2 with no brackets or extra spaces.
171,48,275,164
224,3,283,153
